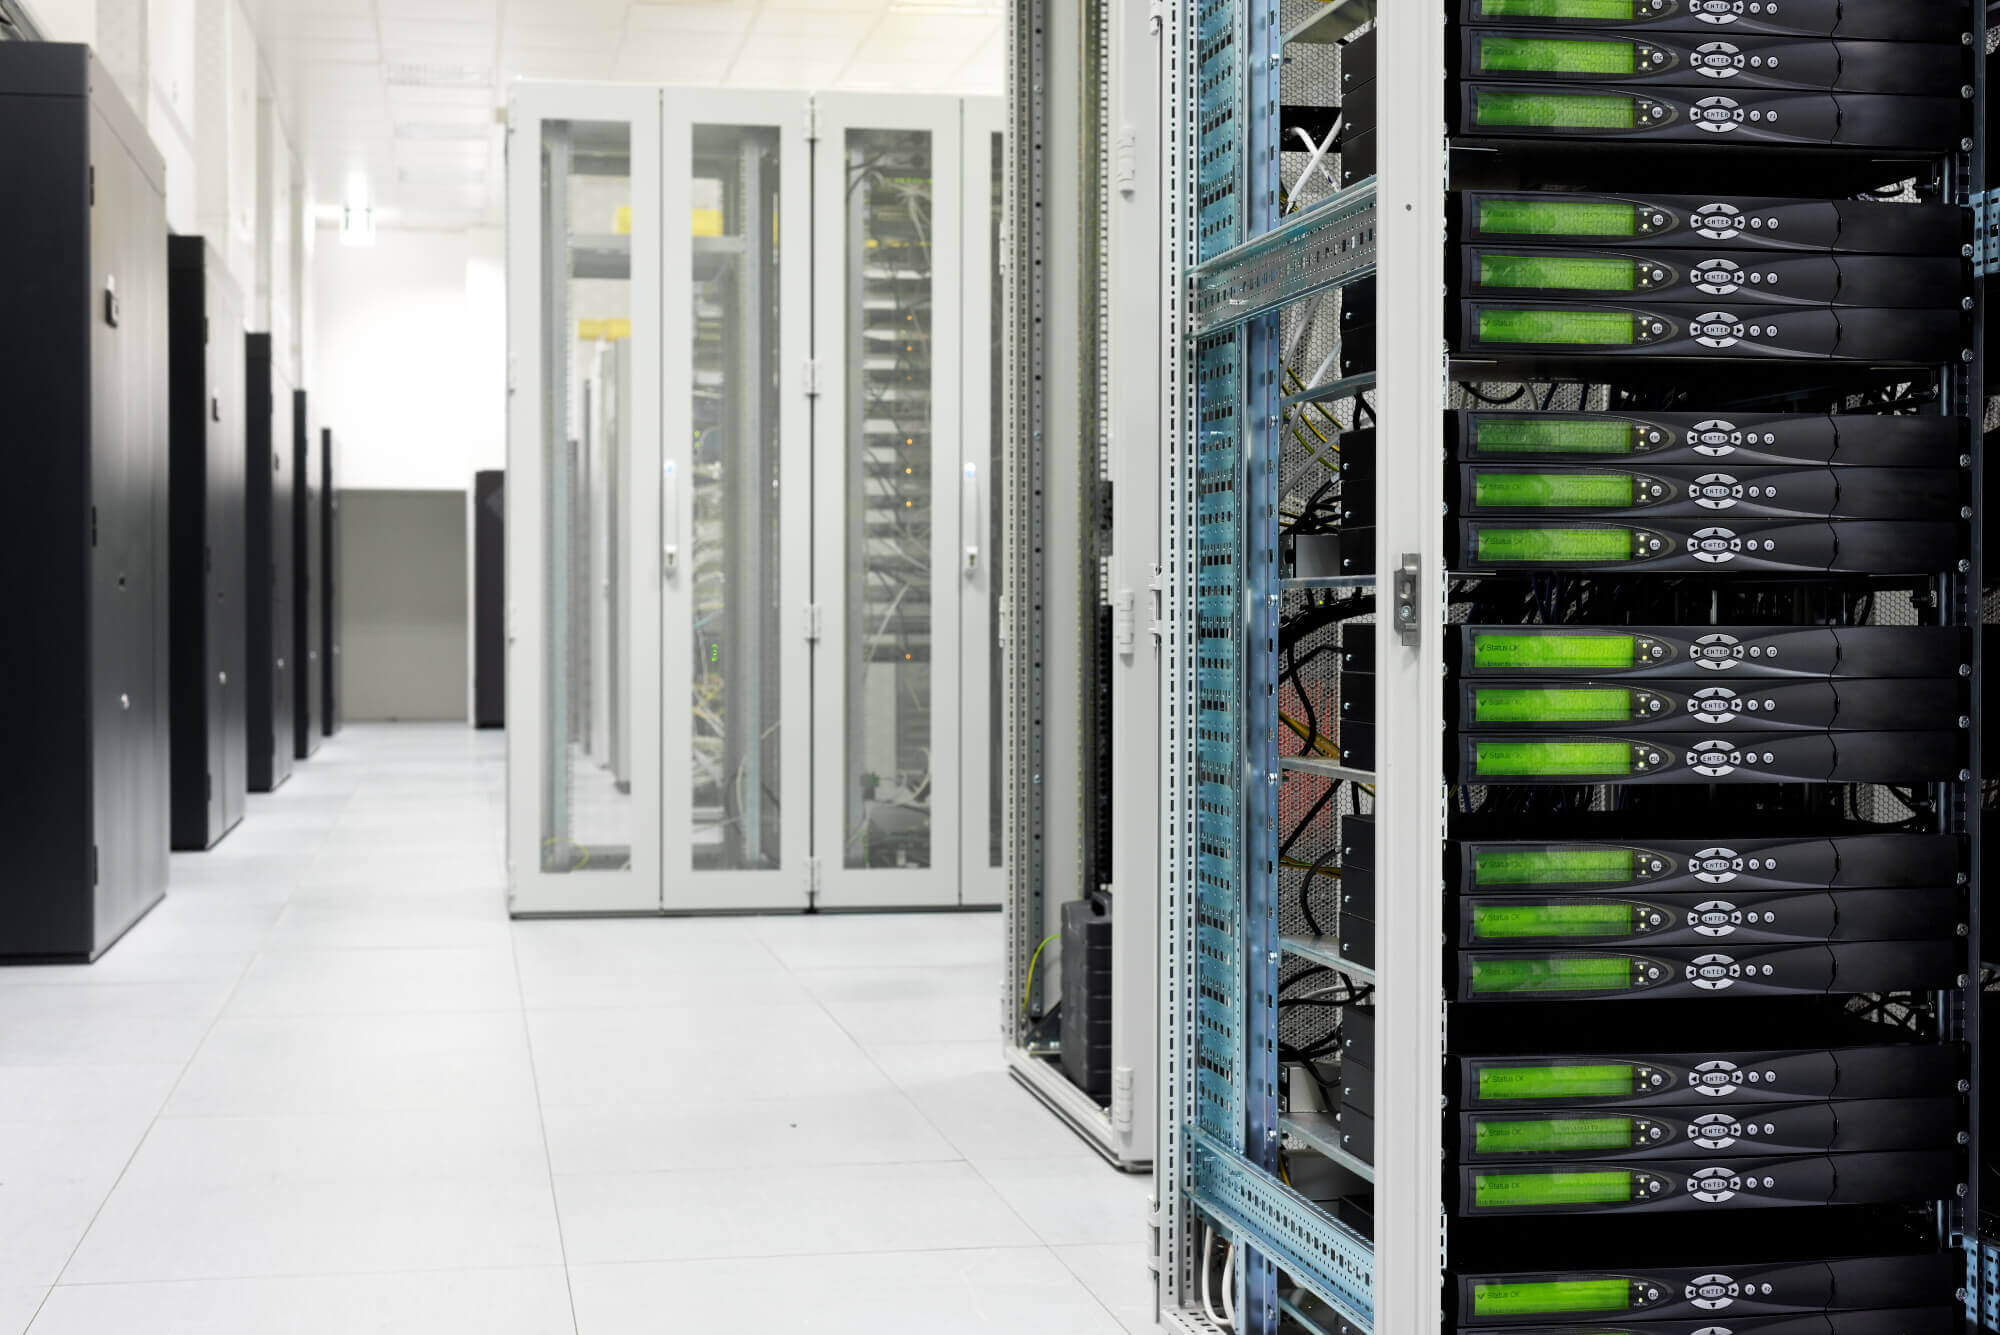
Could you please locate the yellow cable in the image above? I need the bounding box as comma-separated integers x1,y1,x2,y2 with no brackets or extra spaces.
1021,932,1060,1015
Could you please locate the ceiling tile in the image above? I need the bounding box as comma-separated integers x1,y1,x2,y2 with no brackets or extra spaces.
627,4,754,34
614,40,736,82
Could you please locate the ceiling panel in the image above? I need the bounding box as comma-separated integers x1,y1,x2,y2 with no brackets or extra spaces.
248,0,998,229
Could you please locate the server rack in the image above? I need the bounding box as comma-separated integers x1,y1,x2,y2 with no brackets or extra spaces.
167,236,248,850
1160,4,1984,1333
0,43,169,959
321,426,340,737
999,0,1161,1170
473,469,505,729
291,389,321,760
244,334,294,793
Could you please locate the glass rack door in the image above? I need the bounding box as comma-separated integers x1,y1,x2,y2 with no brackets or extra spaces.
660,90,811,910
811,95,968,908
506,86,662,913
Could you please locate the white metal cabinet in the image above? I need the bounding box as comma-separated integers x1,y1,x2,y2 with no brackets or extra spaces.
810,93,970,909
660,89,813,912
506,84,664,915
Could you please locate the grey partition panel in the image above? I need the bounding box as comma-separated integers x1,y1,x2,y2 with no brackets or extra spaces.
245,335,294,792
474,469,505,728
168,236,247,850
292,390,321,759
321,428,340,736
0,43,168,959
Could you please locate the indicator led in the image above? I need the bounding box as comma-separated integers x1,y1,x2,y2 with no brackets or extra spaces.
1472,847,1639,885
1477,308,1640,346
1476,1063,1637,1101
1471,1278,1634,1317
1472,687,1633,725
1469,955,1637,993
1480,254,1639,293
1478,0,1637,17
1472,472,1638,509
1476,199,1639,239
1470,634,1639,671
1474,741,1635,777
1473,1115,1635,1155
1475,90,1637,131
1473,527,1635,564
1473,1169,1635,1209
1478,36,1637,76
1471,902,1638,939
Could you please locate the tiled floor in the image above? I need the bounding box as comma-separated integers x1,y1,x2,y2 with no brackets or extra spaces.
0,724,1155,1334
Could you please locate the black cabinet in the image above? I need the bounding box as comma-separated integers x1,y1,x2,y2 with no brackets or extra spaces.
167,237,247,849
0,44,168,959
245,334,294,792
474,469,505,728
321,427,340,736
292,391,322,759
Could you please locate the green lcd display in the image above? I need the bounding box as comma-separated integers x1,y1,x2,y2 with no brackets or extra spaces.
1475,1116,1634,1155
1479,0,1637,16
1474,1170,1635,1209
1473,472,1638,509
1471,634,1640,671
1475,417,1636,455
1477,200,1640,240
1475,741,1634,777
1480,254,1639,293
1471,1279,1633,1318
1478,309,1639,346
1473,847,1639,885
1475,90,1637,131
1471,955,1636,994
1476,1063,1637,1101
1474,527,1635,564
1472,903,1637,939
1479,36,1637,76
1472,688,1632,724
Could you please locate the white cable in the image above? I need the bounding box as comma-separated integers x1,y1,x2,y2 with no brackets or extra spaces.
1200,1227,1224,1326
1286,117,1343,212
1221,1242,1236,1327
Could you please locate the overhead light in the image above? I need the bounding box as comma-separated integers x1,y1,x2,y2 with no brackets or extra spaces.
340,201,376,247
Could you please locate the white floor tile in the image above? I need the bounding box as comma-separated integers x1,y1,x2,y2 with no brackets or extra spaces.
166,1012,537,1116
1055,1243,1157,1334
570,1248,1126,1335
0,953,253,987
263,898,511,951
542,1089,958,1175
29,1268,575,1334
0,1016,213,1069
0,983,235,1021
974,1157,1154,1247
62,1177,564,1282
0,1287,45,1335
527,1006,892,1105
0,1065,181,1124
554,1162,1039,1264
0,1182,106,1288
226,946,521,1016
751,912,1004,970
124,1107,551,1188
0,1118,152,1191
872,1043,1105,1161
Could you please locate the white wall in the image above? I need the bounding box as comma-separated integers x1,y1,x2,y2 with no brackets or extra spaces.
312,225,505,491
20,0,92,43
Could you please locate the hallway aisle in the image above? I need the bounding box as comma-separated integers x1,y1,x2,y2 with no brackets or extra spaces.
0,725,1154,1334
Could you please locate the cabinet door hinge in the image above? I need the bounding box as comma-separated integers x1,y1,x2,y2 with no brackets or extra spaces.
804,604,823,643
802,358,821,397
802,97,820,141
806,856,823,901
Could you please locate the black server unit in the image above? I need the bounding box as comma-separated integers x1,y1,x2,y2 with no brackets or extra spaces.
1261,6,1987,1323
0,44,169,959
474,469,506,729
320,427,340,737
167,236,247,850
244,335,294,792
291,390,321,760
